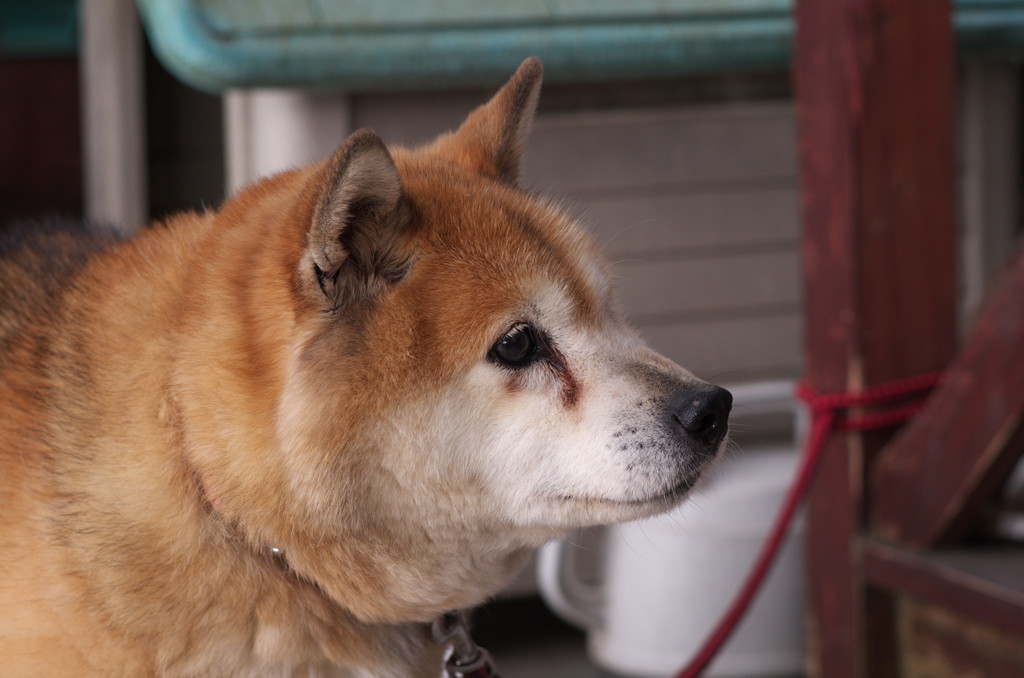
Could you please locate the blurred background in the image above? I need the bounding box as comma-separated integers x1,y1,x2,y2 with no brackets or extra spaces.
2,1,1023,677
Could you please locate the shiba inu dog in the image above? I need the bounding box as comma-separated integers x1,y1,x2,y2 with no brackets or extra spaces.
0,58,731,677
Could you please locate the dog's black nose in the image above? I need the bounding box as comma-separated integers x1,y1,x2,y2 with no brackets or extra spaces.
671,385,732,447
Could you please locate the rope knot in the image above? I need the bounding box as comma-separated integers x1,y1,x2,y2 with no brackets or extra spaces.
795,372,943,432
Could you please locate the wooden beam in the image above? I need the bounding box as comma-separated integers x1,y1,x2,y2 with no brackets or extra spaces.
871,247,1024,547
864,540,1024,639
898,597,1024,677
792,0,957,675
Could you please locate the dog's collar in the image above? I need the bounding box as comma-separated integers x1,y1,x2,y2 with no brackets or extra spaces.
194,470,289,565
432,611,499,677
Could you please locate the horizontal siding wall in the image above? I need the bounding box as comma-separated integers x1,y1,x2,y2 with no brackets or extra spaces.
523,101,802,383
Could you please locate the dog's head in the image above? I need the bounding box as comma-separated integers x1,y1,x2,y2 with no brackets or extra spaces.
190,59,730,622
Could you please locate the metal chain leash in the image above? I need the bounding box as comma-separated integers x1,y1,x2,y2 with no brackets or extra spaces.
432,611,501,678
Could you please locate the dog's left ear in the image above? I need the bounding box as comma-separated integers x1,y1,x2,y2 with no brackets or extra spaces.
303,129,411,310
444,57,543,185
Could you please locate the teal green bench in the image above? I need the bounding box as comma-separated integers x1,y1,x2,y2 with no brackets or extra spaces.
135,0,1024,93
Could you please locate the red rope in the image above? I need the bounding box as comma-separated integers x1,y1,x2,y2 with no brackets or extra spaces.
673,371,943,678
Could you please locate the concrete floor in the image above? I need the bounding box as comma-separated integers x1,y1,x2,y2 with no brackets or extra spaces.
470,597,599,678
470,597,804,678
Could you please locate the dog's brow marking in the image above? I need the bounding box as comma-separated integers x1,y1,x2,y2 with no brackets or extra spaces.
560,366,581,410
546,342,580,411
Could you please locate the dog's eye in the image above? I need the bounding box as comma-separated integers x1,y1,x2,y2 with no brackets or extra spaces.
490,324,539,368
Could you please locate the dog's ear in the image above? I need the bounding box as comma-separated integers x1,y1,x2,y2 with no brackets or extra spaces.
303,129,412,310
446,57,543,185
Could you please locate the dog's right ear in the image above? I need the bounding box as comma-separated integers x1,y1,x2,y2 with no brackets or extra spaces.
302,129,412,310
434,57,543,186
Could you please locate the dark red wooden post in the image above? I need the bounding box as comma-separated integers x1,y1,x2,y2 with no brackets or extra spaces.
792,0,958,675
872,248,1024,548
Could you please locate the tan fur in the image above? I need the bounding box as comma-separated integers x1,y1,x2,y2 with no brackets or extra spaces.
0,59,728,677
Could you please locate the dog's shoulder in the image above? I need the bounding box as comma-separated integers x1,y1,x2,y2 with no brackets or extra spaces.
0,216,123,290
0,218,123,346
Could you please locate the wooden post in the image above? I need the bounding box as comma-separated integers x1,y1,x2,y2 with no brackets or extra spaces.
792,0,957,676
872,248,1024,548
